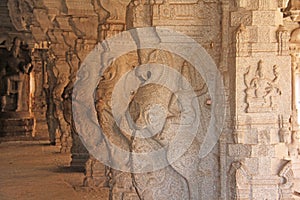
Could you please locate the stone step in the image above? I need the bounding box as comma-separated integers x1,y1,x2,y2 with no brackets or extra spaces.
0,10,9,15
0,116,34,139
0,111,31,118
34,125,50,140
0,2,7,7
0,134,33,141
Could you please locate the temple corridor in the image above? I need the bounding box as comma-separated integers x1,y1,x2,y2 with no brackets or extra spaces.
0,140,108,200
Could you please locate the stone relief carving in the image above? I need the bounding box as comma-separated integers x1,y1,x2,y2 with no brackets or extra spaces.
7,0,34,31
51,58,72,152
282,0,300,21
236,24,250,57
153,0,200,21
97,0,131,40
277,25,290,56
278,0,290,8
287,131,300,158
100,24,125,41
66,39,94,168
279,115,292,144
84,156,110,188
0,0,230,198
127,0,154,28
41,49,59,145
231,11,252,27
30,0,102,152
244,60,281,113
100,0,131,23
290,28,300,55
4,0,297,199
94,46,215,199
229,161,251,200
0,37,33,112
279,161,294,199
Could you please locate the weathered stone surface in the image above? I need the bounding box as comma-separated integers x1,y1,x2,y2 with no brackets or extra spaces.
228,144,252,157
1,0,300,199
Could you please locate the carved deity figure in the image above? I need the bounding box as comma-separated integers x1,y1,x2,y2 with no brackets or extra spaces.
250,61,278,100
89,1,217,198
95,47,214,199
244,60,281,112
0,37,32,112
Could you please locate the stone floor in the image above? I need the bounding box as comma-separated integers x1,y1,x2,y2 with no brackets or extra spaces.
0,140,109,200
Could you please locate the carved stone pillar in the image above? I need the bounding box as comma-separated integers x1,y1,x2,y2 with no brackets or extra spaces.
31,43,51,140
229,1,293,199
69,39,96,171
289,27,300,196
82,1,224,199
0,37,35,140
42,50,60,145
83,0,130,190
290,28,300,131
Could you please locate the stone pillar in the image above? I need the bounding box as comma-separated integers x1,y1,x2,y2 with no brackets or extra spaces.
229,1,294,199
50,42,72,152
289,27,300,196
69,39,96,171
0,37,35,140
290,28,300,131
29,0,107,177
31,2,80,152
82,0,130,189
31,43,50,140
85,1,225,199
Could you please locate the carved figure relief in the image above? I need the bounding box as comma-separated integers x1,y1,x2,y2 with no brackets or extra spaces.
228,161,251,200
0,37,33,112
41,50,59,145
279,115,292,144
244,60,281,113
95,47,215,199
2,0,297,199
91,2,218,195
7,0,34,31
236,24,250,57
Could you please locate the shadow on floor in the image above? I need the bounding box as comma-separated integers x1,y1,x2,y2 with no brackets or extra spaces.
50,166,85,173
